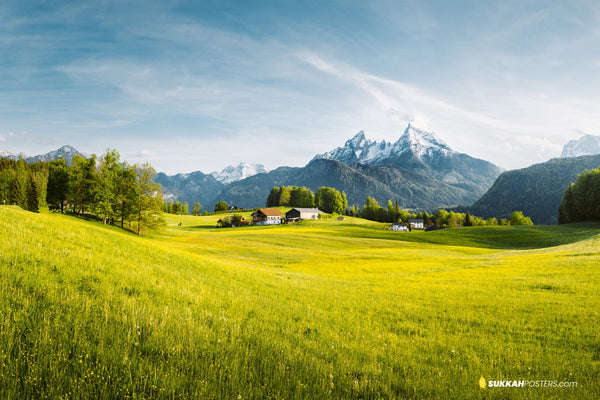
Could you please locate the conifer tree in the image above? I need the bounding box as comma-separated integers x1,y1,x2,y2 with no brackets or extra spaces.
47,158,69,213
26,173,39,212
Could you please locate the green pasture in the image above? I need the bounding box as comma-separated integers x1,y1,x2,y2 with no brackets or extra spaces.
0,206,598,399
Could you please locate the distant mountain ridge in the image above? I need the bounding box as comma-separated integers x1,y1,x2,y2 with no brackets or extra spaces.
0,145,87,166
155,171,224,209
210,162,268,184
561,134,600,157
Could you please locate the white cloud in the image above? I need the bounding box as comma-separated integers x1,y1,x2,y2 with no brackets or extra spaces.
0,131,16,142
297,52,600,169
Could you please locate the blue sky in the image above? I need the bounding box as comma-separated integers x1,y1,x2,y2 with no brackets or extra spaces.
1,0,599,174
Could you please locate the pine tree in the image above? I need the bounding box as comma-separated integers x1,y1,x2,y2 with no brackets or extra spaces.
11,157,28,208
47,158,69,213
26,173,39,212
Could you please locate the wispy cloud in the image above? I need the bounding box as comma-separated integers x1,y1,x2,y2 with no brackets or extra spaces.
1,1,600,173
0,132,14,142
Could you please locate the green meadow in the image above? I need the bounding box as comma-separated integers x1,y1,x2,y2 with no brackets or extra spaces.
1,205,599,399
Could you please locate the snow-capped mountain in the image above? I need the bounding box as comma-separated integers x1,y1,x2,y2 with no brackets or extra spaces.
210,162,268,184
27,145,87,165
314,124,501,197
0,149,18,159
0,145,87,165
560,135,600,158
314,124,454,166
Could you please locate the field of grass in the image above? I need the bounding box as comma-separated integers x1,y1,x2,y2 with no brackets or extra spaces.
1,205,599,399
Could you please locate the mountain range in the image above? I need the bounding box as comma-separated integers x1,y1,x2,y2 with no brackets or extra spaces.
214,125,502,209
3,130,599,220
0,145,86,166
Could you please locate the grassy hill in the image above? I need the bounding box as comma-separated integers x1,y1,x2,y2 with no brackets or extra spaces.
1,206,599,399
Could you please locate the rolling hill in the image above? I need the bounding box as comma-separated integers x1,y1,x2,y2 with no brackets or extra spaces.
1,205,599,399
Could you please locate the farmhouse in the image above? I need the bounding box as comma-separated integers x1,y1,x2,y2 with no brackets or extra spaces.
252,208,283,225
409,219,425,230
392,223,409,232
285,208,322,223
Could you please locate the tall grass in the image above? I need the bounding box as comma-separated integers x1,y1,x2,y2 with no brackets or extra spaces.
1,206,599,399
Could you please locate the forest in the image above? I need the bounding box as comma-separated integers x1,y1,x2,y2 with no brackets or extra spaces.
0,150,163,235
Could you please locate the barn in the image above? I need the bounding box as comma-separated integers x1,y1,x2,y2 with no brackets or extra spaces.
285,208,322,223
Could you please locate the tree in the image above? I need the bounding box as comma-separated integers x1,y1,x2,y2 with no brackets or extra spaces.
26,173,39,212
559,168,600,223
11,157,28,208
231,214,243,226
315,187,345,214
192,202,203,216
279,186,291,206
69,154,97,215
486,217,498,226
95,149,122,224
464,212,473,227
214,200,229,212
266,187,281,207
182,201,189,215
266,186,315,208
435,209,449,227
133,163,165,235
510,211,533,226
115,164,138,228
47,158,69,213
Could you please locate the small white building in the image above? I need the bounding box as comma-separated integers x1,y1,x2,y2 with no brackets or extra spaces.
251,208,283,225
392,223,409,231
409,219,425,230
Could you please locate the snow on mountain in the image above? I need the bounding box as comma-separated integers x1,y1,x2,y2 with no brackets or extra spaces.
314,124,454,165
560,135,600,158
0,145,87,165
396,124,453,159
27,145,87,165
0,149,18,159
210,162,268,184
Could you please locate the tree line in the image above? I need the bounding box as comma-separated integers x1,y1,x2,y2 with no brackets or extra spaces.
266,186,347,214
0,150,164,235
0,157,47,212
348,196,533,227
163,200,204,215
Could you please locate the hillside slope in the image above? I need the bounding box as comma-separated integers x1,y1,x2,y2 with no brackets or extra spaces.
469,155,600,224
1,206,599,399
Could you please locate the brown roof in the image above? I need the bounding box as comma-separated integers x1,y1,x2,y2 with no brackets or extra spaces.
256,208,283,216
